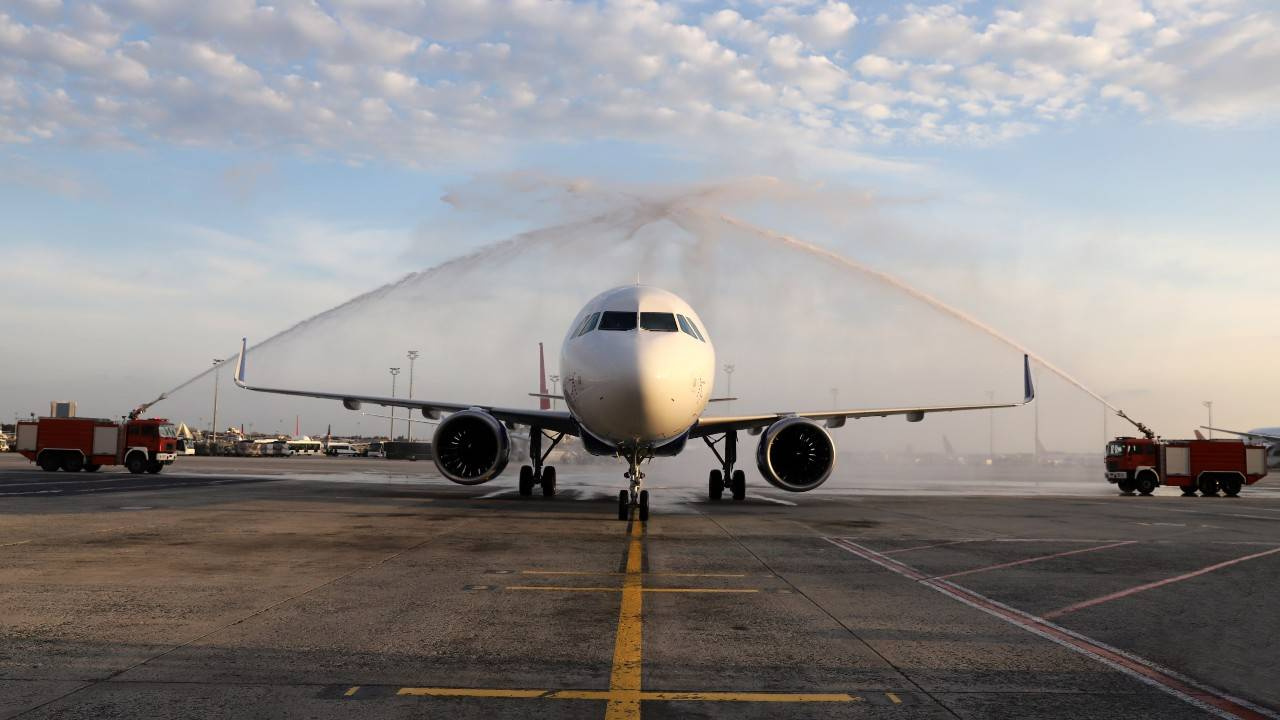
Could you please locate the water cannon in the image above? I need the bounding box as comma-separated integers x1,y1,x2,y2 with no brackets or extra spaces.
127,393,168,421
1115,409,1155,440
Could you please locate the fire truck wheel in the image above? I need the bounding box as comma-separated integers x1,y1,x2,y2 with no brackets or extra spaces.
61,454,84,472
83,464,101,473
125,453,147,474
146,461,163,474
1135,472,1158,496
1117,478,1135,494
39,455,61,472
1221,477,1242,497
1197,476,1219,496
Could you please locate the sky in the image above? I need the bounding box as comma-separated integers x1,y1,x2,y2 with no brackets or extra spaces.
1,0,1277,453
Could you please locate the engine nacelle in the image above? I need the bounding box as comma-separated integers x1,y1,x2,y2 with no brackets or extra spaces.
756,417,836,492
431,410,511,485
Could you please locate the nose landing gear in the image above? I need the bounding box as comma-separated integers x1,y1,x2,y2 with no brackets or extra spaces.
703,430,746,501
618,451,650,521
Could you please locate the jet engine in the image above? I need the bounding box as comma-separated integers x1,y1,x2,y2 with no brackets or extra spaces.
755,417,836,492
431,410,511,485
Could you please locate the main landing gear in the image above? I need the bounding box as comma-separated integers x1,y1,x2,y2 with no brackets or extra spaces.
703,430,746,501
617,449,650,522
518,428,565,498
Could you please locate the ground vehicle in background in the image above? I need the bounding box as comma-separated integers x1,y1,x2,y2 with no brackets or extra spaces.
0,434,9,453
1105,436,1268,496
286,439,323,456
15,417,178,474
362,441,386,458
325,442,357,456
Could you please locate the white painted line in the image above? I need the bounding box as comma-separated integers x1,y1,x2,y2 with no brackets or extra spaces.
747,494,796,506
934,541,1137,580
826,537,1279,720
477,489,513,499
1044,546,1280,619
1161,508,1280,522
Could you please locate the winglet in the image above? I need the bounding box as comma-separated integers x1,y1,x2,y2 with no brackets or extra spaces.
1023,355,1035,404
233,338,249,388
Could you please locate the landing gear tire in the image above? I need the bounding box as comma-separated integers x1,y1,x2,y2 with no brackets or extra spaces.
518,465,535,497
1117,478,1135,494
638,490,650,521
618,490,630,521
541,466,557,497
730,469,746,501
1135,472,1158,496
125,453,147,475
146,461,163,474
83,464,101,473
1198,476,1219,497
61,454,84,473
39,455,61,472
708,469,723,501
1181,485,1198,497
1221,477,1242,497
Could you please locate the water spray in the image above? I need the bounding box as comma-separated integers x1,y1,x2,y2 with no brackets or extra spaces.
711,212,1123,413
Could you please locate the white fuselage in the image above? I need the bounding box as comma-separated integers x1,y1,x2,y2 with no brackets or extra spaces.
560,286,716,450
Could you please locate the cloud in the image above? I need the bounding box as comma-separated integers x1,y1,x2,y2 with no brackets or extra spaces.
0,1,1278,170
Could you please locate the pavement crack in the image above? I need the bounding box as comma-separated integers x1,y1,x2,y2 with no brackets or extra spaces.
4,519,468,720
695,511,965,720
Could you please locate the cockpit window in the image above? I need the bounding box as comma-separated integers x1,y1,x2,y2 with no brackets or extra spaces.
574,312,600,337
598,311,637,331
640,312,678,332
676,314,703,341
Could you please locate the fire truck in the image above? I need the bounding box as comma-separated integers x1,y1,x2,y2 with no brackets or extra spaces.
15,416,179,474
1104,413,1268,496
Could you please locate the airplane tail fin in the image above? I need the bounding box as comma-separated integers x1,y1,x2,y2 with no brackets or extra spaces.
1194,429,1206,440
538,343,550,410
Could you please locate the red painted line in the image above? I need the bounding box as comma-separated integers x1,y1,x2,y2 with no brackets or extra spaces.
1044,546,1280,620
934,541,1136,580
826,537,1278,720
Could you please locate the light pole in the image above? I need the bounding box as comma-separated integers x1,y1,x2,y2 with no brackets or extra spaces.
986,390,995,463
407,351,419,442
1202,401,1213,438
1033,367,1040,462
723,364,735,414
549,374,560,410
389,367,400,440
211,359,224,454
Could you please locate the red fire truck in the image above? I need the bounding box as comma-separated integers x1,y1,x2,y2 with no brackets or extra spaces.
15,417,179,474
1105,436,1268,496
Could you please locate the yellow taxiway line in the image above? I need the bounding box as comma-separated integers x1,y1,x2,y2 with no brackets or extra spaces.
505,585,758,594
604,519,645,720
391,687,861,703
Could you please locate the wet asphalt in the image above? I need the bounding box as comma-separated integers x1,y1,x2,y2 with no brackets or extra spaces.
1,454,1277,719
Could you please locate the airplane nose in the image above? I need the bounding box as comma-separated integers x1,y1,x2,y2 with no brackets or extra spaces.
578,347,698,444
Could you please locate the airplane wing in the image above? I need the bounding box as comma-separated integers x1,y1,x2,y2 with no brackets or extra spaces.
1201,426,1280,443
233,339,579,436
689,355,1034,438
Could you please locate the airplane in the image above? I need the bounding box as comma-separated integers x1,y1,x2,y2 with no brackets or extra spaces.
233,285,1035,520
1201,426,1280,469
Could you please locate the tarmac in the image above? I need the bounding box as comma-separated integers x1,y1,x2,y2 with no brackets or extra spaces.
1,453,1278,719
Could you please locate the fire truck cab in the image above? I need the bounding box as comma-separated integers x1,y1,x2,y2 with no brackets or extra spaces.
1105,436,1268,497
